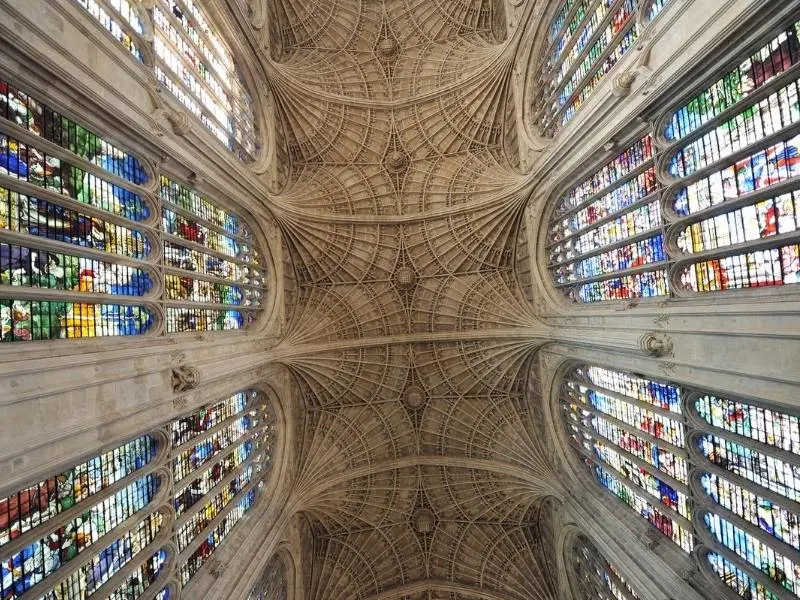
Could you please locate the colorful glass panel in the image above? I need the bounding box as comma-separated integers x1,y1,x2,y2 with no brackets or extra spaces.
680,245,800,291
40,512,162,600
1,243,152,296
695,395,800,455
583,365,682,412
708,551,780,600
0,475,157,598
175,466,253,551
573,536,642,600
178,489,255,585
673,133,800,217
1,188,150,259
0,299,152,341
699,434,800,503
677,191,800,255
705,512,800,595
104,549,167,600
152,1,256,160
554,136,654,215
588,411,688,483
0,436,155,547
159,177,239,233
174,442,252,518
172,417,254,482
554,234,666,283
75,0,144,62
666,23,800,141
668,78,800,178
702,472,800,551
0,134,149,221
165,307,245,333
591,440,690,518
171,392,248,447
593,463,694,552
1,81,147,186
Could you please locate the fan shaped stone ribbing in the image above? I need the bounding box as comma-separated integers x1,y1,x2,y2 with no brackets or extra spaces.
266,0,558,598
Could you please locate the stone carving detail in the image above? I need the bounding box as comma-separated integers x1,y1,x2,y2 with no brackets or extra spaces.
638,528,661,550
413,508,436,534
639,331,674,358
171,366,199,393
403,385,425,410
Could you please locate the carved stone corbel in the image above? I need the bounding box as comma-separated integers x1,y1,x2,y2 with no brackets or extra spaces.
639,331,673,358
638,528,661,550
167,110,191,137
171,366,200,393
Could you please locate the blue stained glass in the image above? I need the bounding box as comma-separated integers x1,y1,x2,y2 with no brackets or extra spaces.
705,512,800,595
708,551,780,600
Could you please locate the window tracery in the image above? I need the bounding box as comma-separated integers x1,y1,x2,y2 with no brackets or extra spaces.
569,534,642,599
532,0,673,136
560,364,800,599
545,16,800,302
73,0,259,161
0,80,268,342
151,1,257,161
0,390,275,599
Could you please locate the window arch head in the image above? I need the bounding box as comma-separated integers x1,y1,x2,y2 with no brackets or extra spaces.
160,177,268,334
543,15,800,304
559,362,800,599
529,0,673,137
249,552,289,600
172,389,276,587
568,534,642,599
152,1,259,161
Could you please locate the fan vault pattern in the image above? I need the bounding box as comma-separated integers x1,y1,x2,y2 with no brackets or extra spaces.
261,0,558,598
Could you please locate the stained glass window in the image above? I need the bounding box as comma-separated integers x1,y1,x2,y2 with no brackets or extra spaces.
563,364,800,598
547,136,669,302
666,20,800,293
75,0,145,62
570,535,642,599
533,0,672,135
0,82,156,342
707,551,780,600
105,548,169,600
161,177,264,334
0,389,278,597
562,366,693,552
0,435,159,598
547,17,800,301
171,390,275,586
152,1,257,160
248,554,288,600
178,489,255,586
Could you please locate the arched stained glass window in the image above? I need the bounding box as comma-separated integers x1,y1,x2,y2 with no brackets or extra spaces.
75,0,146,62
663,19,800,293
249,553,288,600
561,363,800,599
0,80,156,340
0,434,162,598
152,1,257,161
547,135,668,302
160,177,265,334
171,390,274,586
561,366,694,552
532,0,673,136
546,15,800,302
569,534,642,599
0,79,270,342
0,389,277,598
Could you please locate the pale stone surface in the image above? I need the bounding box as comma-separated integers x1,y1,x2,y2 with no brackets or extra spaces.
0,1,798,600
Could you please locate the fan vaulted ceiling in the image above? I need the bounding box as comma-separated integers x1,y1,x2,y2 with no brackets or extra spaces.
261,0,560,597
